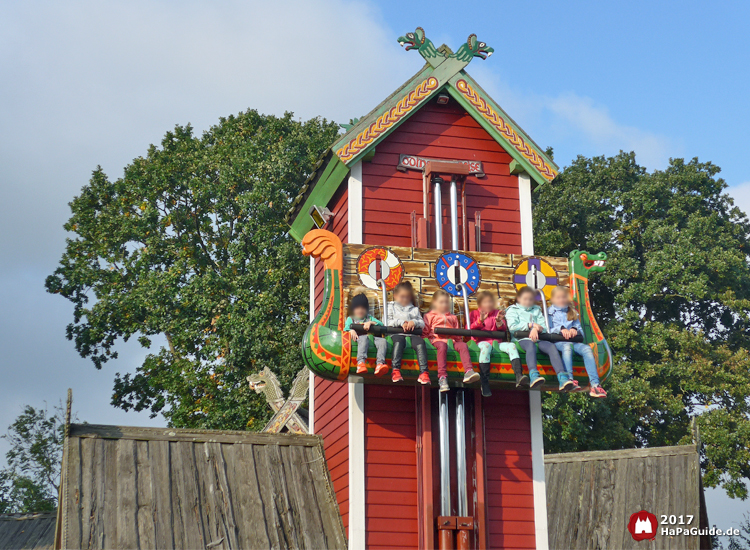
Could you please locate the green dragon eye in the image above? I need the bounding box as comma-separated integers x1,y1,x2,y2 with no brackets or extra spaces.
479,42,486,48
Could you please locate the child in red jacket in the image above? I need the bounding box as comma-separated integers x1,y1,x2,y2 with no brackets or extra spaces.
423,289,479,392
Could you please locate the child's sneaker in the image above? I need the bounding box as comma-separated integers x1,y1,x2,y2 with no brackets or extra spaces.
557,372,575,392
438,377,450,392
391,369,403,383
418,372,431,385
570,380,586,392
529,372,544,389
356,361,368,374
590,385,607,398
374,363,389,377
463,370,480,384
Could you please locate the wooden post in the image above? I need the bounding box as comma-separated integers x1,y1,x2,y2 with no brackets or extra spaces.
416,386,435,549
456,517,473,550
461,178,468,251
473,389,488,549
437,517,456,550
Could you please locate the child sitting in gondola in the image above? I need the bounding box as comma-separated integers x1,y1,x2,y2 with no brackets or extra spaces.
385,281,429,384
345,291,388,377
505,287,570,391
423,289,480,392
547,286,607,398
469,291,523,397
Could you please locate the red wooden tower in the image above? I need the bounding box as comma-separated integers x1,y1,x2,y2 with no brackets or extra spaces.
286,28,607,550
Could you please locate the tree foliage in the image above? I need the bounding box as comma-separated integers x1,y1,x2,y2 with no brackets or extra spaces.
534,152,750,499
46,111,339,429
0,404,65,513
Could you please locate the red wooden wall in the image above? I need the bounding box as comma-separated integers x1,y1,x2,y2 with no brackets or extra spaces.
361,96,522,252
483,390,536,549
313,185,350,534
364,385,420,550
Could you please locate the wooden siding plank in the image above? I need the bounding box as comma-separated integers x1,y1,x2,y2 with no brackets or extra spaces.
78,438,101,549
366,504,419,519
115,439,138,549
304,444,348,548
253,445,286,548
364,423,416,440
100,439,118,548
147,440,175,549
134,440,155,549
367,518,420,533
366,531,419,548
200,442,240,550
170,441,205,548
365,437,416,452
224,443,273,549
284,445,324,549
365,450,417,466
65,435,82,549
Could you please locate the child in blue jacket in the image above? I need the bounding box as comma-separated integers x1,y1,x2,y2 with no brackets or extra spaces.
547,286,607,398
506,287,569,390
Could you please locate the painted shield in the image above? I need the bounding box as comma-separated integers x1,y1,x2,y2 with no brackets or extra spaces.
513,257,559,300
356,247,404,290
435,252,481,297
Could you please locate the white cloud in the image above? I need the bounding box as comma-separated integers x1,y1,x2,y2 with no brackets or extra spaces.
469,66,675,171
727,181,750,216
0,0,411,436
0,0,412,269
544,94,673,169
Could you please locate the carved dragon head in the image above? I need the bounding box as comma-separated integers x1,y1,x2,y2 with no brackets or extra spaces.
452,33,494,63
569,250,607,276
247,367,283,401
398,27,427,51
466,34,494,59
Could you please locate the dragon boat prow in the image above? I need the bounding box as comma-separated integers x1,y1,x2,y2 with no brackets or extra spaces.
301,229,612,389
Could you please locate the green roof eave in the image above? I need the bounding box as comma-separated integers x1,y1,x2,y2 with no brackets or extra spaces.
331,57,472,167
288,156,350,242
446,71,558,187
332,65,435,155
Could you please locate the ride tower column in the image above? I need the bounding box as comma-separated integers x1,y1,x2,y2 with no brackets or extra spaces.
426,163,476,550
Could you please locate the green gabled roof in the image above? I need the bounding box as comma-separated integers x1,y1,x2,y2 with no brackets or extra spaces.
286,30,558,241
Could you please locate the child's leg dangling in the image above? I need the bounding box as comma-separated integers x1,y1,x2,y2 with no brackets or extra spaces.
434,341,450,392
537,340,572,391
455,340,479,384
410,336,431,386
356,334,370,374
499,341,527,388
477,341,492,397
519,340,544,389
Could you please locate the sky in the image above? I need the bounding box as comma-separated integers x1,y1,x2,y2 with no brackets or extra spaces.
1,0,748,529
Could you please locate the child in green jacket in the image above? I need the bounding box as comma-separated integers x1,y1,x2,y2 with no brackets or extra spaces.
505,287,570,391
345,292,388,376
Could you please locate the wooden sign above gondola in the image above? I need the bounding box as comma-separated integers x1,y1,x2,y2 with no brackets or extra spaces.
397,154,485,176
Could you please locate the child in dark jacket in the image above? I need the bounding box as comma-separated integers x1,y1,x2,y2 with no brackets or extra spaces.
345,292,388,376
469,291,523,396
385,281,428,384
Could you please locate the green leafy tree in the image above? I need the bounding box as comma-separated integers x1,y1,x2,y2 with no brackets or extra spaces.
46,111,339,429
534,152,750,499
0,404,65,513
715,514,750,549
